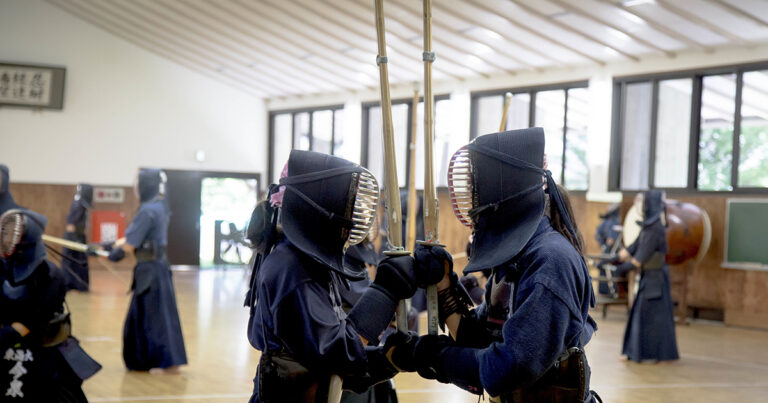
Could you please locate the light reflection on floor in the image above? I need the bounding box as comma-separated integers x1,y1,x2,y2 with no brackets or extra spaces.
68,265,768,403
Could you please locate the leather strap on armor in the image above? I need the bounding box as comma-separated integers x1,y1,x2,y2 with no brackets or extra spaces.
437,272,473,330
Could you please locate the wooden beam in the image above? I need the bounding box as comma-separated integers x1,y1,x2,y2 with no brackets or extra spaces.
136,0,332,94
98,0,294,95
708,0,768,28
153,0,344,92
213,0,379,87
178,0,359,91
550,0,675,58
600,0,712,51
311,0,477,78
329,0,491,78
47,0,269,97
433,1,567,68
467,0,606,65
510,0,640,61
656,0,751,45
389,0,538,71
354,0,510,76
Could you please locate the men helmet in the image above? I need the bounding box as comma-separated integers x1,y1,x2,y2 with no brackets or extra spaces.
0,164,20,215
0,209,48,284
137,168,167,203
280,150,379,278
75,183,94,209
448,128,579,273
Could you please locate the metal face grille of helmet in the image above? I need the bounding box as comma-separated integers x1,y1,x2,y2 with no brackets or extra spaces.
346,169,379,247
448,146,474,228
0,210,24,258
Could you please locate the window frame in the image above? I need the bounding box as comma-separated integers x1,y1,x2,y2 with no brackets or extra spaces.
267,104,344,183
469,81,590,192
361,94,451,190
609,61,768,195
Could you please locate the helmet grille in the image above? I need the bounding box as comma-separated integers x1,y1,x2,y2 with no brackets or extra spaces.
347,170,379,246
448,146,474,228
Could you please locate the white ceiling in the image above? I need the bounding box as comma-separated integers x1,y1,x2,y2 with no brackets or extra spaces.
48,0,768,99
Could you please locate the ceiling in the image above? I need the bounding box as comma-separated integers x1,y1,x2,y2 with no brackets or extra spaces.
48,0,768,99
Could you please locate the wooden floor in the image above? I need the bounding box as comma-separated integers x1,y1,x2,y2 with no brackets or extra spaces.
68,265,768,403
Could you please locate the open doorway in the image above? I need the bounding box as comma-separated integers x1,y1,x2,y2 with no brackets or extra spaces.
199,177,258,267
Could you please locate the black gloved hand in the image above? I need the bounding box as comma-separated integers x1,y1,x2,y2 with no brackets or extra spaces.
0,326,22,348
384,331,419,372
388,333,454,382
414,244,453,288
373,255,417,300
108,247,126,262
100,241,115,252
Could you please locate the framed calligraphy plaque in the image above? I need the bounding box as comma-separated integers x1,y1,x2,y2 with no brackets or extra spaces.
0,62,65,109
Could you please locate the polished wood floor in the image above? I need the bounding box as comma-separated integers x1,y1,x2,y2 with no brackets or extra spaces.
68,266,768,402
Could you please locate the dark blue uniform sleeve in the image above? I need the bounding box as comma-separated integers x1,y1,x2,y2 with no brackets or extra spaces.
629,226,662,264
125,208,153,248
65,200,85,226
595,220,608,246
272,281,367,376
440,284,574,397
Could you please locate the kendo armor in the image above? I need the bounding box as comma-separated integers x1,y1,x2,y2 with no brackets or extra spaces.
446,129,595,402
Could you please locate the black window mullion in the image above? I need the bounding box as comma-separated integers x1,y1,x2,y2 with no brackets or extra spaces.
732,71,743,190
689,77,703,190
529,91,537,127
308,111,314,150
361,105,370,167
561,90,568,186
330,110,335,154
648,80,660,189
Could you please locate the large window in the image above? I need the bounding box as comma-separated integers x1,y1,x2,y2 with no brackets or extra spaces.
470,82,589,190
269,105,348,183
610,63,768,192
362,95,459,189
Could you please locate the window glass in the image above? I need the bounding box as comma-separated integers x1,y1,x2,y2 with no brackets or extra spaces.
505,93,531,131
332,109,360,164
366,104,409,187
476,95,503,137
654,79,692,188
272,113,293,183
698,74,735,191
311,110,333,155
293,112,310,151
738,70,768,188
620,82,652,190
535,90,566,184
565,88,589,190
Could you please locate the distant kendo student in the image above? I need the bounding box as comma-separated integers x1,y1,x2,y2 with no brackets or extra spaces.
61,184,94,292
244,150,416,402
595,203,622,297
381,128,600,402
101,168,187,373
1,208,101,401
615,190,679,363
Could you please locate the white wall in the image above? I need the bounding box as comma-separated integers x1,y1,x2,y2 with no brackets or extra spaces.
0,0,266,186
266,44,768,202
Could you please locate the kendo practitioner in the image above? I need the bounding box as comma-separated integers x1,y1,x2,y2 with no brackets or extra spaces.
244,150,416,403
101,168,187,373
615,190,678,363
0,165,19,216
382,128,600,402
61,184,94,292
594,203,621,297
0,208,101,402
